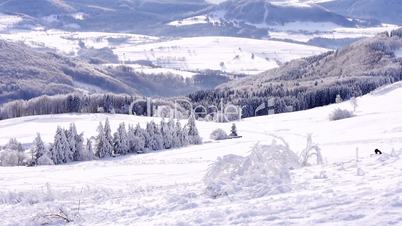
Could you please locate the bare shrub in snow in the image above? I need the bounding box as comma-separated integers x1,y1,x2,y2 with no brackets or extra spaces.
210,129,229,140
329,108,354,121
204,138,300,199
299,134,324,166
35,207,73,225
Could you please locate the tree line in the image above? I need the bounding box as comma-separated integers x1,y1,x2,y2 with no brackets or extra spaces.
0,93,190,121
0,116,202,166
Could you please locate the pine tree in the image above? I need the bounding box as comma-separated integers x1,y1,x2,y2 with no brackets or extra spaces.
52,127,69,164
65,125,75,162
104,119,114,156
95,122,113,158
84,139,95,161
173,121,183,148
113,122,129,155
32,133,52,165
146,121,163,151
230,123,238,137
133,124,146,153
68,123,84,161
161,119,174,149
186,115,202,145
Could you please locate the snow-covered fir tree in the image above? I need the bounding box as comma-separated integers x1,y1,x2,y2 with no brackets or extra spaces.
51,127,69,164
186,115,202,145
128,124,146,154
84,139,95,161
113,122,129,155
160,119,174,149
173,121,184,148
32,133,53,165
95,122,113,158
68,123,85,161
146,121,163,151
104,118,114,152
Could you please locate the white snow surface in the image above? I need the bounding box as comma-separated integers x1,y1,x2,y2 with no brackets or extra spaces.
0,14,22,32
1,83,402,225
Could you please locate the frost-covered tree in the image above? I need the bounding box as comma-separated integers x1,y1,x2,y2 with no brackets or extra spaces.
146,121,163,151
84,139,95,161
0,138,26,166
179,122,189,147
67,123,85,161
172,121,183,148
5,138,24,153
186,115,202,145
160,119,174,149
32,133,53,165
128,124,145,153
113,122,129,155
104,118,114,151
52,127,70,164
95,122,113,158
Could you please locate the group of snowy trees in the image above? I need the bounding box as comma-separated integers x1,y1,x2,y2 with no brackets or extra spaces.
94,117,202,159
0,116,202,166
30,123,90,166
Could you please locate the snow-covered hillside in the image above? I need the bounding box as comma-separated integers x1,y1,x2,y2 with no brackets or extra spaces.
1,82,402,225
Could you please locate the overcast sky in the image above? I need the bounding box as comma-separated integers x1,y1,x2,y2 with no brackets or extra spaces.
205,0,226,4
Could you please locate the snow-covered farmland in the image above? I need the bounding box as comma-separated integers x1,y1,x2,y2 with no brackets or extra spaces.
168,15,221,27
114,36,328,75
0,30,327,75
270,23,399,43
1,82,402,225
0,30,159,55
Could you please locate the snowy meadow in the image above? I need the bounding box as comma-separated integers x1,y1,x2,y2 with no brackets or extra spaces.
1,82,402,225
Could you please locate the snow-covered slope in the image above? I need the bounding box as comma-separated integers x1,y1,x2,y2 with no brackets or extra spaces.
1,82,402,224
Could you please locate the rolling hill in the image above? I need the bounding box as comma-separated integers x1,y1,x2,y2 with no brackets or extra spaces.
189,29,402,117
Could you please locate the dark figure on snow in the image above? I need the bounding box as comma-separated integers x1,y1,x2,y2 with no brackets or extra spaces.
230,123,238,137
375,149,382,155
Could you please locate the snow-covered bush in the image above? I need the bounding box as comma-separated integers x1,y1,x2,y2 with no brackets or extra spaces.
210,129,229,140
204,139,300,199
0,138,27,166
329,108,354,121
0,149,27,166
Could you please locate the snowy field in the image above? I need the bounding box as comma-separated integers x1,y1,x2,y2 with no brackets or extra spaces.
1,83,402,225
0,30,328,75
113,36,328,75
269,23,399,43
0,30,159,55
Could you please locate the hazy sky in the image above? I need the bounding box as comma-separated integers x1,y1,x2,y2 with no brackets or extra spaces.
206,0,226,4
